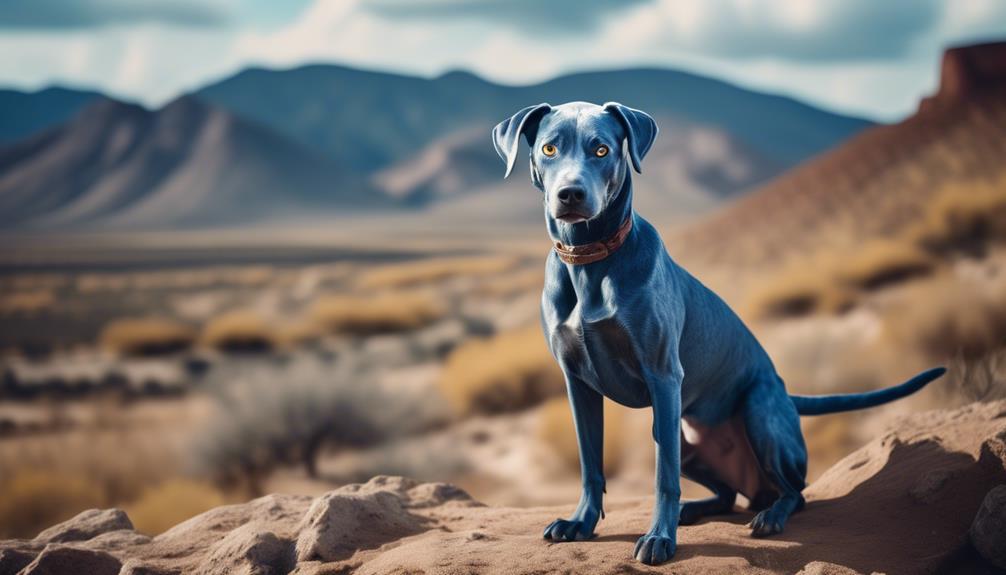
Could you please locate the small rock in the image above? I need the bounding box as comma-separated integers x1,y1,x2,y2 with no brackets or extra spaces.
195,523,293,575
295,485,425,563
465,531,494,542
797,561,864,575
0,548,36,575
119,559,179,575
970,485,1006,569
18,545,121,575
405,482,476,509
34,509,133,544
908,468,958,503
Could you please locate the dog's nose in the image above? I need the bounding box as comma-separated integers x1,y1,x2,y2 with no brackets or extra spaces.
556,186,586,205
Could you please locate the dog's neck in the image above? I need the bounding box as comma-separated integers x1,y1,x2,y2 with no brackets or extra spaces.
546,173,634,249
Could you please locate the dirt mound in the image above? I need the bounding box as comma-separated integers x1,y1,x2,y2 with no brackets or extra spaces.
2,402,1005,574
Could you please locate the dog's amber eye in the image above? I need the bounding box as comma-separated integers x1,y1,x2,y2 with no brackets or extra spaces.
595,145,609,158
542,144,557,157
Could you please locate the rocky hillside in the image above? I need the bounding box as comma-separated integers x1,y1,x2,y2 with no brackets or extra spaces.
2,400,1004,575
680,41,1006,270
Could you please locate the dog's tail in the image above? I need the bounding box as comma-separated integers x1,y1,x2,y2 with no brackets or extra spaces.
789,367,946,416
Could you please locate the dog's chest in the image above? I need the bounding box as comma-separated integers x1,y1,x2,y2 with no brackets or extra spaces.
549,305,652,408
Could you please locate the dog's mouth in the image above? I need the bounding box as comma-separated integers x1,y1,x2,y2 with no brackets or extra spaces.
555,211,590,224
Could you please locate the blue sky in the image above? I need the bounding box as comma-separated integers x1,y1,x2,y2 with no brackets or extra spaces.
0,0,1003,121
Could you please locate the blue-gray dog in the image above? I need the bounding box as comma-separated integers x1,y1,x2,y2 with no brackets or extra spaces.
492,101,946,565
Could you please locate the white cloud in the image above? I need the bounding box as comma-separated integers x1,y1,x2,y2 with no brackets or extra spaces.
0,0,1002,120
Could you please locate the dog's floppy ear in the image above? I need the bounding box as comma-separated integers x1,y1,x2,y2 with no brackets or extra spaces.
492,103,551,178
604,102,658,173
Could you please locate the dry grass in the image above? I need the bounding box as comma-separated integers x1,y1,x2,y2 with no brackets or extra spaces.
0,290,56,314
0,400,195,537
883,272,1006,362
835,241,934,291
945,349,1006,403
125,479,227,535
745,177,1006,320
438,325,564,416
747,240,935,320
909,176,1006,255
745,266,855,320
100,317,197,357
311,291,445,335
273,320,324,348
0,470,105,538
355,256,518,291
536,396,627,477
200,310,277,353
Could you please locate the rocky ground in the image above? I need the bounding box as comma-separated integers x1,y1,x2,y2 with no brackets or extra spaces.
3,400,1006,575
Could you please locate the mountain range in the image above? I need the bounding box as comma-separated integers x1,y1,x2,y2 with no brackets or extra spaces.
0,64,873,229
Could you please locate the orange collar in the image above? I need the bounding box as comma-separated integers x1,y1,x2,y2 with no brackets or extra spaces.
553,216,633,265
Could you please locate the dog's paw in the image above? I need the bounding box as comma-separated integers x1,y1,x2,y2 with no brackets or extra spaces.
747,509,784,537
633,534,676,565
543,518,594,542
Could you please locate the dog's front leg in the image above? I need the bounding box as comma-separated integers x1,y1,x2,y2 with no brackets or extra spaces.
543,377,605,541
634,368,683,564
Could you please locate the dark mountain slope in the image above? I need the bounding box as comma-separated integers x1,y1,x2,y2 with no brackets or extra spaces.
0,86,103,144
196,65,872,173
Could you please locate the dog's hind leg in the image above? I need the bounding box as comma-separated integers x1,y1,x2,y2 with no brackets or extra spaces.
679,456,737,525
741,376,807,537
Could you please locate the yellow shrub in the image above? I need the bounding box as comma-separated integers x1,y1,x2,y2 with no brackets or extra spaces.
910,176,1006,254
355,256,518,290
883,273,1006,361
125,479,226,535
100,317,196,357
0,290,55,314
273,319,324,348
836,240,934,290
201,310,276,353
745,266,854,320
537,396,627,477
311,291,445,335
0,470,105,538
439,325,564,416
746,239,933,320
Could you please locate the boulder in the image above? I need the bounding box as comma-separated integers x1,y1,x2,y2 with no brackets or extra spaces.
0,548,35,575
17,545,121,575
295,480,426,562
195,523,293,575
970,484,1006,569
34,509,133,544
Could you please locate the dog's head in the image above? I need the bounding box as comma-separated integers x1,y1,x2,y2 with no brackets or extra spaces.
493,101,657,224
